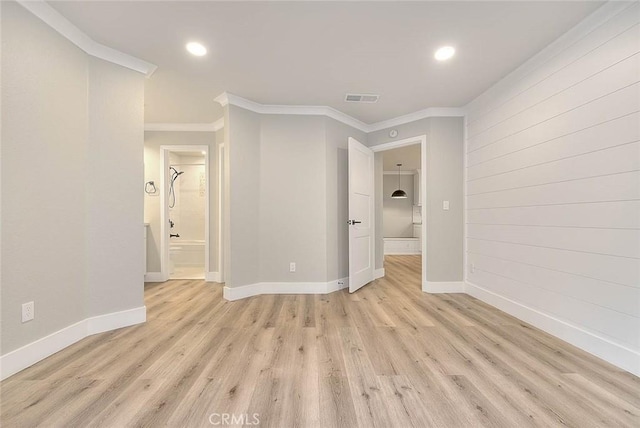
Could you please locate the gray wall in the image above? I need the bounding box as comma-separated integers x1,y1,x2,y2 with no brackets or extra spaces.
226,105,261,287
2,2,88,353
143,131,218,273
224,107,463,286
86,57,145,316
260,115,328,282
369,117,464,282
1,2,145,354
383,175,414,237
225,109,366,288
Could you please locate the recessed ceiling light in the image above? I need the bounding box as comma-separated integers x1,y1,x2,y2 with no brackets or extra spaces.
434,46,455,61
186,42,207,56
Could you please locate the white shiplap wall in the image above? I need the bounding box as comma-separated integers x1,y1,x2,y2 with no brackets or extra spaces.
464,2,640,375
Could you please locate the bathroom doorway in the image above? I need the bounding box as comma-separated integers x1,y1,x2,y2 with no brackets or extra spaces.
160,145,210,280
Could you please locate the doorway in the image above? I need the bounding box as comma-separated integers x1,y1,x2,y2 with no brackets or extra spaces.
381,143,422,264
371,135,427,290
160,145,210,280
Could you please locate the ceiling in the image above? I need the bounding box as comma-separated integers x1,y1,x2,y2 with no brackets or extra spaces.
50,1,604,125
383,145,421,171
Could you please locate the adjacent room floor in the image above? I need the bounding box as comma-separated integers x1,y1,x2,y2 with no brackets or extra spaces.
1,255,638,427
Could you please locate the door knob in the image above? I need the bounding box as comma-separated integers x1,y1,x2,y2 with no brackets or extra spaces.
347,220,362,225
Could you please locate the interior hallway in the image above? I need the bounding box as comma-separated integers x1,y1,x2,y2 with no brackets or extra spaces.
1,256,637,427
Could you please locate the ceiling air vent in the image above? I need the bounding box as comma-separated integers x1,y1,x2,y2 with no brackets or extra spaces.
345,93,379,103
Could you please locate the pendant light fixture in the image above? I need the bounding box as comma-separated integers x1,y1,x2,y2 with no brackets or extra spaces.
391,163,408,199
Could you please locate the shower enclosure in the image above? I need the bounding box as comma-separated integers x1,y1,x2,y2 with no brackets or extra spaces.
160,146,210,280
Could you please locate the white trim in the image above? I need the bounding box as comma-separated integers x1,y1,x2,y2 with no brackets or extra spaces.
205,272,222,283
17,1,157,77
384,250,421,256
327,278,350,293
215,92,368,132
214,92,464,133
86,307,146,335
204,148,211,289
466,281,640,377
423,281,466,294
0,306,146,380
370,135,425,152
144,119,224,132
218,143,225,284
214,92,230,107
144,272,166,282
383,170,415,176
223,278,349,301
1,320,86,381
160,150,169,282
374,268,385,279
367,107,466,132
463,114,469,283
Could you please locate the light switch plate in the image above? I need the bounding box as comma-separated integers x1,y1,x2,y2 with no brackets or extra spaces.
443,200,450,210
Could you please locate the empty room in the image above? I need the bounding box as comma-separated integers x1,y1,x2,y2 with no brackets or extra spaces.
1,0,638,427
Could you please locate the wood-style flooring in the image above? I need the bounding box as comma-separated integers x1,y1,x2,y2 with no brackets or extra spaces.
1,255,638,427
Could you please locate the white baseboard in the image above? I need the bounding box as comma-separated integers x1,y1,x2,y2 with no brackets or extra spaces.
0,306,146,380
205,272,222,283
423,281,466,293
374,268,385,279
384,251,421,255
144,272,166,282
466,281,640,377
327,277,349,293
86,306,147,335
224,277,349,301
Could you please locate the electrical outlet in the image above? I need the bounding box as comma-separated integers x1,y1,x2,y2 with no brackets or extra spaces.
470,263,476,274
22,301,34,323
289,262,296,273
337,280,344,286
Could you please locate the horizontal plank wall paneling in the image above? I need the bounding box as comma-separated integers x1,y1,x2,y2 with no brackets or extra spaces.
465,2,640,374
466,2,640,123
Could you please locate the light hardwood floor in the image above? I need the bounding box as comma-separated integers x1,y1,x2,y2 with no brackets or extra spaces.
1,255,638,427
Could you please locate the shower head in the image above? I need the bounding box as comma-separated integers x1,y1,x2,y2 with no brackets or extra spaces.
170,167,185,176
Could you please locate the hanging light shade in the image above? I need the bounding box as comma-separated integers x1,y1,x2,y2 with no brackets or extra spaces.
391,163,407,198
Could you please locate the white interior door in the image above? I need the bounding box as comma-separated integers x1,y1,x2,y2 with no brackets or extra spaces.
348,137,375,293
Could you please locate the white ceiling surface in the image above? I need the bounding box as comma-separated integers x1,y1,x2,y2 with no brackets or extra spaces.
50,1,604,124
383,145,421,171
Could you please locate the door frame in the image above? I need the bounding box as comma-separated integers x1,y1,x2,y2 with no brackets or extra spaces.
370,135,427,290
160,145,210,281
218,142,225,283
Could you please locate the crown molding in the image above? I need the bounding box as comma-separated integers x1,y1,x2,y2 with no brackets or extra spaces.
367,107,466,132
215,92,370,131
215,92,466,133
17,0,157,77
144,118,224,132
214,92,230,107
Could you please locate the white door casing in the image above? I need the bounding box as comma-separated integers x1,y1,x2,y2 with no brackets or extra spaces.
348,137,375,293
